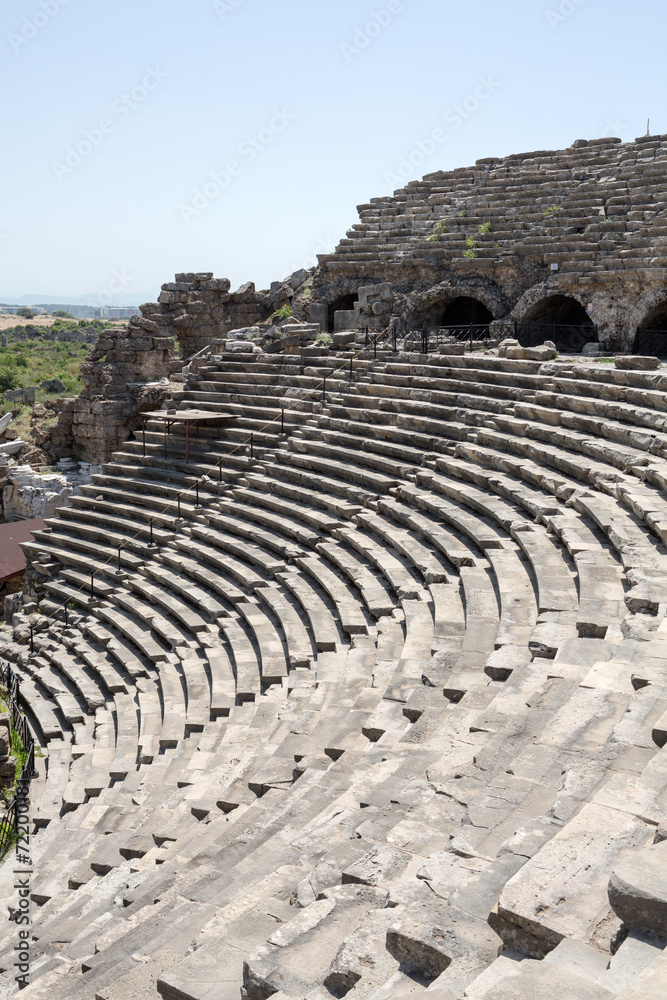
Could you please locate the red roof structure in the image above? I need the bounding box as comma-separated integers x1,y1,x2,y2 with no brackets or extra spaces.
0,519,47,586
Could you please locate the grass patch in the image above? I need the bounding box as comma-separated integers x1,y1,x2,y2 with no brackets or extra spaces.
0,334,92,396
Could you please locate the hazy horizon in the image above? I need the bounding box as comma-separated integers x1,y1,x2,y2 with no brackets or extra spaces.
1,0,666,302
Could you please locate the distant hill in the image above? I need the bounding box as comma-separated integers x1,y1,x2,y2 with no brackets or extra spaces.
0,290,158,308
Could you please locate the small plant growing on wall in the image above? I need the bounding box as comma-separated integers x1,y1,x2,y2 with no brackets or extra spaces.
463,237,478,259
274,304,292,321
427,221,448,242
478,221,491,234
543,205,563,219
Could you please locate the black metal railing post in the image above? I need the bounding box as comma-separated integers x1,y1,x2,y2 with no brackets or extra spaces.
90,569,96,599
469,323,474,353
117,544,123,573
218,458,223,484
250,434,254,460
322,377,327,404
373,336,377,360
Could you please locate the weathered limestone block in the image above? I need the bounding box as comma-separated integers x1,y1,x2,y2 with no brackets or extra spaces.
243,885,387,1000
607,841,667,936
472,960,615,999
525,343,558,361
615,356,661,370
492,803,653,956
386,899,502,978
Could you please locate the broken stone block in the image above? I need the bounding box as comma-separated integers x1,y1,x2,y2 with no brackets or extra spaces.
385,899,502,982
607,840,667,936
525,344,558,361
492,803,653,956
342,846,411,887
243,885,388,1000
614,355,661,370
506,345,528,360
472,960,615,999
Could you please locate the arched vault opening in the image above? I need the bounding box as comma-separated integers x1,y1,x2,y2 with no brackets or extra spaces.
518,294,595,351
439,296,493,328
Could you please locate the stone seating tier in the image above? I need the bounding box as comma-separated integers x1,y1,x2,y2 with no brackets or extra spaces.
2,350,667,1000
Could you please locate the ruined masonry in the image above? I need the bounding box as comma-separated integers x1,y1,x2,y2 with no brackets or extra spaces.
0,139,666,999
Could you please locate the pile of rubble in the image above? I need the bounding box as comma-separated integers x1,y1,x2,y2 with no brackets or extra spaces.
1,458,98,521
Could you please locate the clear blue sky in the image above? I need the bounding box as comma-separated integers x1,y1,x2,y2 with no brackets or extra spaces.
1,0,665,305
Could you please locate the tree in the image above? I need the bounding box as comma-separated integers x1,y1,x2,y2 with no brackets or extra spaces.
16,307,36,319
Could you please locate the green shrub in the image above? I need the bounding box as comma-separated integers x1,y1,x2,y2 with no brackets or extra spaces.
0,369,17,393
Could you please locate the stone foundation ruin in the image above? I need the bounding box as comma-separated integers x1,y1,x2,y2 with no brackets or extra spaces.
0,137,666,999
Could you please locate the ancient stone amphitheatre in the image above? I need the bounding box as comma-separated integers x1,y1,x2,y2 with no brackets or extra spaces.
2,135,667,999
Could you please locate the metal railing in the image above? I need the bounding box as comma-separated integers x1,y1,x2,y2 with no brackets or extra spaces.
633,329,667,357
403,324,492,354
515,322,597,353
0,660,36,861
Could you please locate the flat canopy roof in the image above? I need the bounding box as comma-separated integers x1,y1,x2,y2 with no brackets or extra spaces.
140,409,239,421
0,518,47,585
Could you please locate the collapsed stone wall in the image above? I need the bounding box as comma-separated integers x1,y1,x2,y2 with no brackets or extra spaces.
43,271,315,464
45,314,180,464
144,269,314,358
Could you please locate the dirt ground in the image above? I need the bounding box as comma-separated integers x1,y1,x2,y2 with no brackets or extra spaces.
0,314,127,331
0,314,58,330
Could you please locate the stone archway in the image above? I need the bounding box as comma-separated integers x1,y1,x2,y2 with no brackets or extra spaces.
635,299,667,355
514,289,595,352
408,280,508,331
439,296,494,328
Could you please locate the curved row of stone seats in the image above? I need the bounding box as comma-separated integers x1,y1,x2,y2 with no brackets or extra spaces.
4,349,667,998
312,356,664,584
